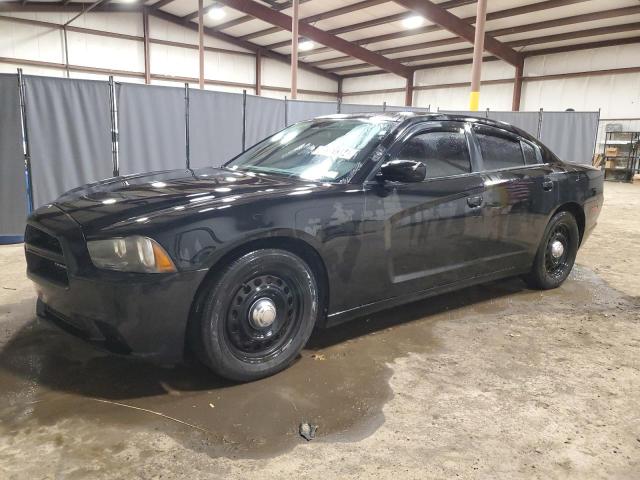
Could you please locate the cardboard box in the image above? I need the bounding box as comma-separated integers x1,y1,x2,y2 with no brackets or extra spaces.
605,147,619,157
605,159,615,169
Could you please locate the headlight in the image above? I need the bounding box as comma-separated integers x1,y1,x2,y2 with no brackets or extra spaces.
87,236,176,273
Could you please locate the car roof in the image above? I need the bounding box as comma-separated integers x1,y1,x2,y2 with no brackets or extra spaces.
317,112,536,142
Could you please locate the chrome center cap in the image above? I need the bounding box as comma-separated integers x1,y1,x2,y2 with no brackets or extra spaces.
249,298,277,329
550,240,564,259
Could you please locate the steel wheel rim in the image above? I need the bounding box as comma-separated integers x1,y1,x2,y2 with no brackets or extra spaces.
224,273,302,363
545,224,570,278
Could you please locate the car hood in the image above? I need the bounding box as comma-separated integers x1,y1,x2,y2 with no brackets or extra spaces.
53,167,305,234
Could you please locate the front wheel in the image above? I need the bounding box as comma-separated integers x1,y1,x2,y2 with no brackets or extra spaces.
524,210,580,290
193,249,319,382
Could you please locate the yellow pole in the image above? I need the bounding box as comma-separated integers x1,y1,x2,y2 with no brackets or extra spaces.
469,0,487,111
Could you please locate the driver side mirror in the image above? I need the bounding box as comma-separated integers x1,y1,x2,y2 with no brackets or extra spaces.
378,159,427,183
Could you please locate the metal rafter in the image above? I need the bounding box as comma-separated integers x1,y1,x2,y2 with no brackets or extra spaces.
311,5,640,68
285,0,590,58
330,22,640,74
392,0,522,65
183,0,312,24
241,0,390,41
215,0,411,77
0,1,140,12
263,0,476,50
147,7,339,81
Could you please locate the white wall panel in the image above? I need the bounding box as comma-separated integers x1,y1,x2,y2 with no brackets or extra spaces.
0,18,64,64
415,61,515,86
205,50,254,84
343,72,404,93
74,12,143,37
522,72,640,119
67,32,144,72
343,91,404,107
149,43,198,78
524,44,640,77
262,57,337,93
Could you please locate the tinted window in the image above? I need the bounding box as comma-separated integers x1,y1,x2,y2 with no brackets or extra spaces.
396,130,471,178
521,141,540,165
226,118,396,182
475,129,525,170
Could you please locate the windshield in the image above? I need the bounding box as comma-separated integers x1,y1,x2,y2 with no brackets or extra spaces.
225,118,396,182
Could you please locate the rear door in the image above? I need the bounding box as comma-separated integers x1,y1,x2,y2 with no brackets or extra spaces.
471,124,555,272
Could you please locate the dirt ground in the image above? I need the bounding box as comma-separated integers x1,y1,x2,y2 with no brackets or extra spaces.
0,182,638,480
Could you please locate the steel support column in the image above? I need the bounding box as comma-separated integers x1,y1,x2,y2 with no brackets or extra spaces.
405,73,413,107
198,0,204,89
512,61,523,111
290,0,299,99
469,0,487,111
255,51,261,95
143,8,151,84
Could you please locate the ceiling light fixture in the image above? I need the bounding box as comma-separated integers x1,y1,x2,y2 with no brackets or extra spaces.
208,5,226,20
298,39,315,52
402,15,424,29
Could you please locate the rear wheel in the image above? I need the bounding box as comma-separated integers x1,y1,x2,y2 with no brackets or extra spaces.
524,210,579,290
193,249,318,382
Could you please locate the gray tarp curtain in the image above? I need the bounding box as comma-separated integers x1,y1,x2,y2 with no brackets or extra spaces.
189,89,244,168
340,103,385,114
286,99,337,125
0,73,603,241
117,84,186,175
539,112,599,165
24,76,113,208
385,105,430,112
0,74,26,239
245,95,285,147
487,111,540,139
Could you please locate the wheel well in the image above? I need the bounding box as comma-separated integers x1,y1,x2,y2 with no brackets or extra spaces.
184,237,330,358
554,202,585,245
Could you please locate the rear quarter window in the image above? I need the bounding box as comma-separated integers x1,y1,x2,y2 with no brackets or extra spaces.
521,141,541,165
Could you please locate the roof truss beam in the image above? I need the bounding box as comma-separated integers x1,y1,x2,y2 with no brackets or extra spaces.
330,22,640,74
192,0,312,28
216,0,411,77
311,5,640,67
147,7,339,81
287,0,589,57
392,0,522,65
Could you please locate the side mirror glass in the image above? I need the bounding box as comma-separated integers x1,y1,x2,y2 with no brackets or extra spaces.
379,159,427,183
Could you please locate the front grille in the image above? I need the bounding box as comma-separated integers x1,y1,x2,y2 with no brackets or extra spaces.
25,225,69,286
25,225,63,255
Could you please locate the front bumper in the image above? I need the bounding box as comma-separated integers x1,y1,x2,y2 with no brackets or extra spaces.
33,269,208,363
26,204,208,364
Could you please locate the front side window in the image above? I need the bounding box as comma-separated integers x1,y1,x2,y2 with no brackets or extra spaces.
395,129,471,179
475,126,525,170
225,118,396,182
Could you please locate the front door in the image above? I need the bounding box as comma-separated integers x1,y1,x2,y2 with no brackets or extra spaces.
361,121,486,302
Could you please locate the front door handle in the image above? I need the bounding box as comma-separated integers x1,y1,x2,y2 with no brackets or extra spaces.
467,195,483,208
543,179,554,191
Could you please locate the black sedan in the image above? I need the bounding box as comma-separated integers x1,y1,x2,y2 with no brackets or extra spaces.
25,113,603,381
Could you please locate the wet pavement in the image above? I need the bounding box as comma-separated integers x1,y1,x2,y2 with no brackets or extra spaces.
0,263,635,461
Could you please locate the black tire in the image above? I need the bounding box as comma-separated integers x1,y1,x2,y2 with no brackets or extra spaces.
524,210,580,290
193,249,318,382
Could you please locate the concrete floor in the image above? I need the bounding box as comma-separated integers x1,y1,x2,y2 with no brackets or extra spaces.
0,182,639,479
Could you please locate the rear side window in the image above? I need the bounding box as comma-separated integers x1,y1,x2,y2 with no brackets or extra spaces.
521,141,540,165
396,130,471,178
475,127,525,170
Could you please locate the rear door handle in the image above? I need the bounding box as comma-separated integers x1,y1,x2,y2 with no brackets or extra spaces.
543,179,554,191
467,195,483,208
